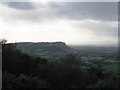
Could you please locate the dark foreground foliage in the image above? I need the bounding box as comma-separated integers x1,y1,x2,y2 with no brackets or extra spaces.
2,44,120,88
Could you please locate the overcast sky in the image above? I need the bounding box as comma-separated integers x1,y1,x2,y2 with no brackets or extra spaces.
0,2,118,46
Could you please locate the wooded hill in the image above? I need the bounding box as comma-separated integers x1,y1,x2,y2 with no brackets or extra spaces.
16,42,76,60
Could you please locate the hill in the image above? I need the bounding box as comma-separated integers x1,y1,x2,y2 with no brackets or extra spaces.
16,42,76,60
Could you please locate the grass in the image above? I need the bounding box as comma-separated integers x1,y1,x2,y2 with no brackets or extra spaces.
102,62,119,74
87,55,119,73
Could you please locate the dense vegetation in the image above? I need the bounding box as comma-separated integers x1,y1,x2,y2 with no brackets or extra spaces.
2,43,120,88
16,42,76,60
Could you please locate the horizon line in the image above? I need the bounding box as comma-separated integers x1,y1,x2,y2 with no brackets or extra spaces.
4,41,118,47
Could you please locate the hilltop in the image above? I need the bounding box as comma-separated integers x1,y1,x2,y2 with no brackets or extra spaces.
16,42,76,60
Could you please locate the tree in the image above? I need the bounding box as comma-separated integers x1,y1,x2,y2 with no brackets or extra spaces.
0,39,7,44
60,54,82,68
2,71,49,88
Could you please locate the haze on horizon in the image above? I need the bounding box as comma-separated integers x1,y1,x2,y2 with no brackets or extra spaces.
0,2,118,46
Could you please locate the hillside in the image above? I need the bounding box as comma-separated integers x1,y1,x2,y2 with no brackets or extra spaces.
16,42,76,60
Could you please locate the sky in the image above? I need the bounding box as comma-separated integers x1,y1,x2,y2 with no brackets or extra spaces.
0,1,118,46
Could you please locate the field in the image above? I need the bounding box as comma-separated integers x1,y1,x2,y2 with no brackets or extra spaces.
80,49,119,74
102,62,119,73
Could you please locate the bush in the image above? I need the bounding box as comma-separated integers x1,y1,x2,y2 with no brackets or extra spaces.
2,71,49,88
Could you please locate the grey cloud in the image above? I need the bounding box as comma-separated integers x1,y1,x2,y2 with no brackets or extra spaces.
0,2,61,22
51,2,118,21
1,2,118,21
72,21,118,37
93,26,117,37
2,2,35,10
0,2,118,45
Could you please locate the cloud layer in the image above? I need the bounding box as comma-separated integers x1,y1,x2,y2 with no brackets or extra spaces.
2,2,118,21
0,2,118,46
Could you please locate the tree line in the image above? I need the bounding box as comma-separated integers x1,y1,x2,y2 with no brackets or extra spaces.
2,43,120,88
